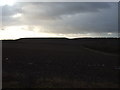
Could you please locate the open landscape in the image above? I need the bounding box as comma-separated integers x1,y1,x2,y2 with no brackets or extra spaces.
1,1,119,89
2,38,120,88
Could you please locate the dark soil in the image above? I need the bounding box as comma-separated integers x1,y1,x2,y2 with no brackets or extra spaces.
2,38,120,88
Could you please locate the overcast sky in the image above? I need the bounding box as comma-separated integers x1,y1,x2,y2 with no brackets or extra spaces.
0,2,118,39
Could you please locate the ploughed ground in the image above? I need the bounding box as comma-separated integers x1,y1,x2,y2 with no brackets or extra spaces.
2,38,120,88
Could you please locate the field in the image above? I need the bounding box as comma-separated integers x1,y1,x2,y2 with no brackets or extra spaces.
2,38,120,88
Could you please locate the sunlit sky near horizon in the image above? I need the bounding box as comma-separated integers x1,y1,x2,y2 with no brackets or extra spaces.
0,1,118,40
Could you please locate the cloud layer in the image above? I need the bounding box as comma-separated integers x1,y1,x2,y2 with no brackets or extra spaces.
0,2,118,38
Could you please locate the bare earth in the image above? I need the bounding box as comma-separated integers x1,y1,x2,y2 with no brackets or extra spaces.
2,38,120,88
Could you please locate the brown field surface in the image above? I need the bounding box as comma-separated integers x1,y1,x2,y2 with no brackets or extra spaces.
2,38,120,88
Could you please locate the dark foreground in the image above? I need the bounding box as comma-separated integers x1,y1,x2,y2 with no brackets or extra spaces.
2,38,120,88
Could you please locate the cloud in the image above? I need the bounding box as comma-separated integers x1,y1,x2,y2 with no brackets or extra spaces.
1,2,118,36
18,2,111,20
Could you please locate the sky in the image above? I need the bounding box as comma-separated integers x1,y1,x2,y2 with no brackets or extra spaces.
0,2,118,39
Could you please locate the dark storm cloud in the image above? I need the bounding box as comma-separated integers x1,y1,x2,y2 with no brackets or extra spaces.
20,2,111,20
1,2,118,34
